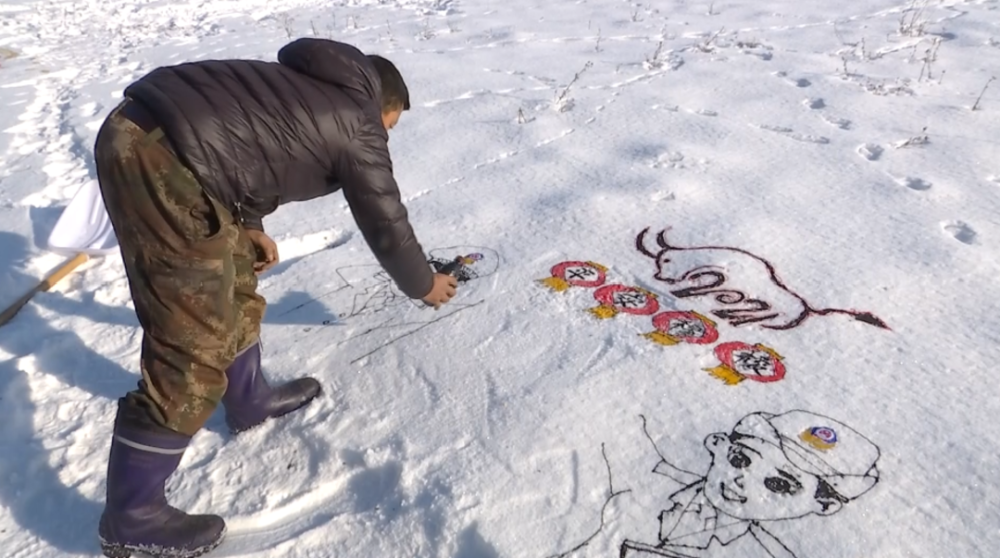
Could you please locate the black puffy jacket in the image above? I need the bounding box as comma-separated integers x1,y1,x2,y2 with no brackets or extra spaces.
123,38,433,299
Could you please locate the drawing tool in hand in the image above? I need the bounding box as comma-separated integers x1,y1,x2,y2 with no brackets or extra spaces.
423,256,463,308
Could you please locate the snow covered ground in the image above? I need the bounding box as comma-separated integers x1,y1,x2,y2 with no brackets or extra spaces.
2,0,999,556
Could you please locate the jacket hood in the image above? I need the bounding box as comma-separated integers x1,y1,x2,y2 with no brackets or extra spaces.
277,38,381,106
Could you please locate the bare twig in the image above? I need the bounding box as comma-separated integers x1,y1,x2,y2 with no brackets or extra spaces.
278,13,294,39
972,76,996,111
417,18,434,40
696,27,726,52
554,60,594,108
833,23,870,63
899,0,929,37
918,37,941,82
644,40,664,69
595,27,603,52
631,3,643,22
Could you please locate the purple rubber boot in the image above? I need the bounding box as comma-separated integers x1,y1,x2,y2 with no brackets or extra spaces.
98,401,226,558
221,341,321,434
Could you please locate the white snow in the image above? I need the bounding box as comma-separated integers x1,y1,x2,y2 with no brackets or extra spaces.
2,0,1000,557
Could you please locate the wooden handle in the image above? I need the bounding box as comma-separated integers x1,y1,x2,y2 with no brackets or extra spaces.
40,253,89,291
0,253,89,327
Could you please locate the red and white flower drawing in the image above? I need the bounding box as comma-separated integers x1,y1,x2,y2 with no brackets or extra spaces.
644,311,720,346
538,261,608,292
704,341,786,385
589,284,660,319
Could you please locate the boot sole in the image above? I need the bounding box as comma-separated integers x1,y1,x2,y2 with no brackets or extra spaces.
99,526,226,558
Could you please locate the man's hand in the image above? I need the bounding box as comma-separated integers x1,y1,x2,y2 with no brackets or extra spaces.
246,229,279,275
422,273,458,309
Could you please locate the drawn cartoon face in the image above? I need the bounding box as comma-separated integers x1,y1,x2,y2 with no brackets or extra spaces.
702,431,829,521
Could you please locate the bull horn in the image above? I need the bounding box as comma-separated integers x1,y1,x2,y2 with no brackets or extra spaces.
656,228,674,250
636,227,657,258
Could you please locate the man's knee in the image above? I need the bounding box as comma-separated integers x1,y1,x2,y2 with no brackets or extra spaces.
140,340,233,437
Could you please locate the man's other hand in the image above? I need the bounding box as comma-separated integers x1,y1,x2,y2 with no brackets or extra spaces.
246,229,279,275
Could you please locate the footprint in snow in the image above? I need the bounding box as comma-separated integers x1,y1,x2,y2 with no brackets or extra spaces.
857,143,883,161
942,220,976,244
756,124,829,144
821,114,852,129
788,133,829,144
652,151,686,169
803,98,825,109
895,176,931,191
774,72,811,87
988,175,1000,184
757,124,793,133
695,109,718,116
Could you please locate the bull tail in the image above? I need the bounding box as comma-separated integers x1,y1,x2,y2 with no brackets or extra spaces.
808,308,891,330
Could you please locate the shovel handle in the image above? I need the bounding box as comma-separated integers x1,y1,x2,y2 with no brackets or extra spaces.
0,252,89,327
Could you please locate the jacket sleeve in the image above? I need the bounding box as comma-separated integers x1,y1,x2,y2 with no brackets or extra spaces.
336,118,434,300
238,185,283,233
239,205,266,232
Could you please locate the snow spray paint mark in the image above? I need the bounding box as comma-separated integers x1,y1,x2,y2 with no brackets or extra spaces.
635,226,890,331
538,260,608,291
589,284,660,319
801,426,838,451
643,310,720,346
552,411,880,558
704,341,786,385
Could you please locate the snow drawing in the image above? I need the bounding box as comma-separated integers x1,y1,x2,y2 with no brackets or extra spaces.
644,311,720,346
589,284,660,319
635,226,890,331
554,411,880,558
536,262,786,386
428,247,500,284
622,411,880,557
704,341,786,385
334,245,500,319
277,246,499,363
538,261,609,292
